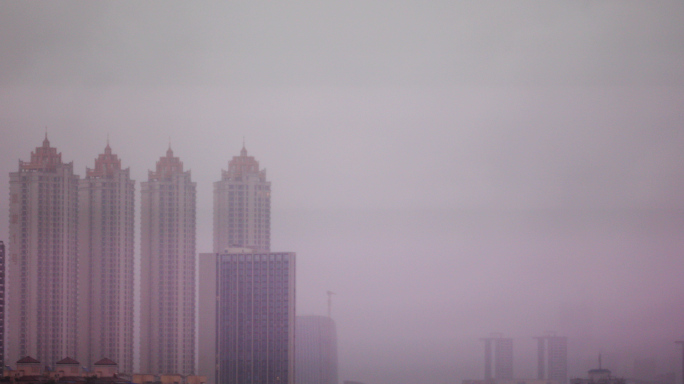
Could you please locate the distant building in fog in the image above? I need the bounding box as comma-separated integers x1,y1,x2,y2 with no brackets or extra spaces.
213,145,271,252
8,135,79,368
627,359,675,384
139,147,196,375
464,379,561,384
481,334,514,381
535,335,568,384
653,372,676,384
296,315,338,384
78,142,135,372
0,241,4,369
571,356,625,384
198,250,295,384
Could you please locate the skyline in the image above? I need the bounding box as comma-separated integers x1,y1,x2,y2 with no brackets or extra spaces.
2,2,684,384
5,132,682,380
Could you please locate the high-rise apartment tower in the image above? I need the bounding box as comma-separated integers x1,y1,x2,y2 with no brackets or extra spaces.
0,241,5,369
199,250,295,384
296,315,338,384
140,147,196,375
214,146,270,252
535,335,567,384
78,143,135,372
7,135,80,367
481,334,513,381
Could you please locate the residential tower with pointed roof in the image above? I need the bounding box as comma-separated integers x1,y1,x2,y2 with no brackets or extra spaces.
78,141,135,373
213,144,271,252
139,146,196,375
8,134,80,368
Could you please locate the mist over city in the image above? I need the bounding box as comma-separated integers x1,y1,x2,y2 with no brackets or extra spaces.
1,2,684,384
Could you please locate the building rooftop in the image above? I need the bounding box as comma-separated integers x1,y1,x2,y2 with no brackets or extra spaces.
19,134,64,172
17,356,41,364
87,141,123,178
149,146,185,181
56,357,80,365
94,358,118,366
222,145,266,181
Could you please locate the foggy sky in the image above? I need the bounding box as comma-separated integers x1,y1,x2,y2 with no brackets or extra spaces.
1,2,684,384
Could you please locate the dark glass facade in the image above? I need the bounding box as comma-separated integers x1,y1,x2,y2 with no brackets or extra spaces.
216,252,295,384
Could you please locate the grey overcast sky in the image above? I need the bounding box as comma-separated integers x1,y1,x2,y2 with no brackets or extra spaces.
2,2,684,383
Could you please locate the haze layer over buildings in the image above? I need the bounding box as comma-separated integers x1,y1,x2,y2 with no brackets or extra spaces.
2,2,684,384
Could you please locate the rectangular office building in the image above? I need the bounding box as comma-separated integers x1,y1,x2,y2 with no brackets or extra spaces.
199,250,295,384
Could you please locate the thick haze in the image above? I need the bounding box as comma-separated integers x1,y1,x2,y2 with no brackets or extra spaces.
2,2,684,383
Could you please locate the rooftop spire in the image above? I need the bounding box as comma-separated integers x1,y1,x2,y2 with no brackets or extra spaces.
167,136,173,157
21,132,62,171
240,137,247,157
86,139,122,178
151,146,184,180
43,127,50,147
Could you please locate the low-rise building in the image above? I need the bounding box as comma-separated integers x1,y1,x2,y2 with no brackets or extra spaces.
15,356,43,377
93,358,118,378
54,357,83,378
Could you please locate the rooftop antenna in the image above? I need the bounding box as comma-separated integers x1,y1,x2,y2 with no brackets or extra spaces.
599,352,602,369
43,126,49,146
327,290,336,318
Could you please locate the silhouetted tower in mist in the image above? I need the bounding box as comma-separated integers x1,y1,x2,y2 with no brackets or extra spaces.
213,144,270,252
140,146,196,375
8,135,79,367
481,334,513,381
676,341,684,384
535,334,567,384
78,142,135,372
0,241,4,369
296,315,338,384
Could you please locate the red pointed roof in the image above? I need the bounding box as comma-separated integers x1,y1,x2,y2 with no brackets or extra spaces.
17,356,40,364
149,146,184,181
56,357,80,365
93,358,117,366
20,133,63,172
222,145,266,181
86,142,122,178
